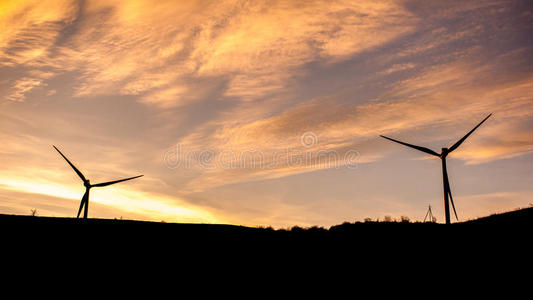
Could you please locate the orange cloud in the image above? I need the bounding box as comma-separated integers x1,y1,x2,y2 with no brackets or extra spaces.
1,0,418,106
171,46,533,193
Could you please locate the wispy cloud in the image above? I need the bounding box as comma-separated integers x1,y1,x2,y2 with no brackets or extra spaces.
1,0,418,106
4,77,43,101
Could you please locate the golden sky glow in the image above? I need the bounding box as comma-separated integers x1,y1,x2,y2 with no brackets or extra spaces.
1,0,532,227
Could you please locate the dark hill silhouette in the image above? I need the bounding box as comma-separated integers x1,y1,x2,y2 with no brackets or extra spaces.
2,206,531,236
458,206,533,225
3,208,530,266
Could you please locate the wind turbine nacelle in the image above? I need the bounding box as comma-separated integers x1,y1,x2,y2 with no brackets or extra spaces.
84,180,91,188
441,147,449,156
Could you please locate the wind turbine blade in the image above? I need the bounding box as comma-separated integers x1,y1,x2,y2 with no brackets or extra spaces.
443,165,459,221
76,200,83,218
77,190,89,218
53,146,86,182
448,114,492,153
92,175,143,187
84,195,89,219
448,186,458,221
380,135,440,157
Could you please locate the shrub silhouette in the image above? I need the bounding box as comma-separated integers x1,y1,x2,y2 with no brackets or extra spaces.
290,226,304,233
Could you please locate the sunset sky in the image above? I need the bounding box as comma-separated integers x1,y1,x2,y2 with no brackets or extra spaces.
1,0,532,227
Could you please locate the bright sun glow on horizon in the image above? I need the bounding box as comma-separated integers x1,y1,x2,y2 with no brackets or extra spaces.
1,0,532,228
0,176,221,224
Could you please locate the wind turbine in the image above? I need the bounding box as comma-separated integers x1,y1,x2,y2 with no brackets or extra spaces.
53,146,143,219
380,114,492,224
423,205,435,223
